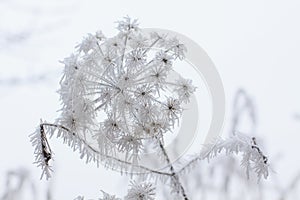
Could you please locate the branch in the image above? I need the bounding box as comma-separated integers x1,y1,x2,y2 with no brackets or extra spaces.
156,138,189,200
31,122,172,180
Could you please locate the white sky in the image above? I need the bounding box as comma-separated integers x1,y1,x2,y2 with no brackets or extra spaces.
0,0,300,199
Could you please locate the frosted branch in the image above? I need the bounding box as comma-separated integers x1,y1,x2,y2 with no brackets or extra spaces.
30,122,173,180
201,132,269,180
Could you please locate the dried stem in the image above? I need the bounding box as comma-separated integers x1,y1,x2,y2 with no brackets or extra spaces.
40,122,172,177
156,138,189,200
252,137,268,164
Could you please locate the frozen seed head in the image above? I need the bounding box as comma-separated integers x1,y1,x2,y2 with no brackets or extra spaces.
125,181,156,200
57,16,196,164
33,16,196,174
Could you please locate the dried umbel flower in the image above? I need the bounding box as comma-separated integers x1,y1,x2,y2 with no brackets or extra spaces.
57,16,195,164
124,181,155,200
30,17,269,200
30,16,196,180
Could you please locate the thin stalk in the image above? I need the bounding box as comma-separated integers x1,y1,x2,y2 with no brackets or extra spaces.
39,123,172,177
142,37,161,55
156,138,189,200
121,34,129,69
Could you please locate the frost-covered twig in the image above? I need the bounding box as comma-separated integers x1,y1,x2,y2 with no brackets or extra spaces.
29,123,53,180
201,133,269,180
30,122,173,180
156,138,189,200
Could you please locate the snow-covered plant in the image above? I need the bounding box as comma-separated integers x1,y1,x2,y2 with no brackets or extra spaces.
125,181,155,200
99,190,122,200
30,17,269,199
201,132,268,180
171,89,268,199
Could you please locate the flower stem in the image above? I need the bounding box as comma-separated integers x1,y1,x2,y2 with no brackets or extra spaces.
39,122,172,177
156,138,189,200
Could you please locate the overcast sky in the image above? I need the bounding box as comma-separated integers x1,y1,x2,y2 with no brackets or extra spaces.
0,0,300,199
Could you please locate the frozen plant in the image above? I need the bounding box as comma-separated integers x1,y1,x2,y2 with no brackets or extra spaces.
201,132,268,180
163,89,266,200
124,181,155,200
30,17,269,199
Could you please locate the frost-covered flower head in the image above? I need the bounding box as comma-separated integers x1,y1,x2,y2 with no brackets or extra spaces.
99,190,122,200
124,181,155,200
30,17,270,200
57,16,196,165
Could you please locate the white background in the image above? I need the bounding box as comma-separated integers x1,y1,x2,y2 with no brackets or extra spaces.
0,0,299,199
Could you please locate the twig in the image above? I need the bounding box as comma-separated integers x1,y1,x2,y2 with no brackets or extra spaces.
40,122,172,177
156,138,189,200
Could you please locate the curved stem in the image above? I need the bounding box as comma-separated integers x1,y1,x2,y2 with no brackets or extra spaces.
39,123,172,177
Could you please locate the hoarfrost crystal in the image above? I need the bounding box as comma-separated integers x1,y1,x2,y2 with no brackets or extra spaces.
30,17,269,200
55,16,195,167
